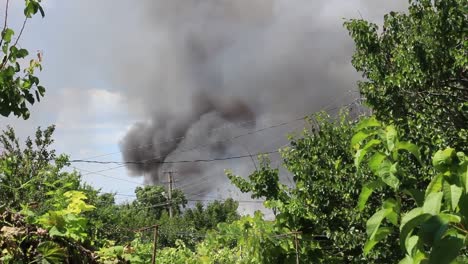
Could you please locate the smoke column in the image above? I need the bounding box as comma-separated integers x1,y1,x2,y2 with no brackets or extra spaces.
112,0,407,188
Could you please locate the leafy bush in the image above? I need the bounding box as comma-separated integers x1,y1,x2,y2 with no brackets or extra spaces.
353,117,467,263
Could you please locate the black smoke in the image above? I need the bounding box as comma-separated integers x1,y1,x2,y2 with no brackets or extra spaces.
116,0,408,189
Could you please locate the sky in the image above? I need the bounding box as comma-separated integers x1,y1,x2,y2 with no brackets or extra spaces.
0,0,408,214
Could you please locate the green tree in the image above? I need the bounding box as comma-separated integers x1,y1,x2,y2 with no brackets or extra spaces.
184,198,240,232
134,185,187,219
344,0,467,153
0,125,82,211
228,112,401,263
0,0,46,119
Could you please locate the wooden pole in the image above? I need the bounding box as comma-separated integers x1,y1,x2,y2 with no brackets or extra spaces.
167,172,173,218
151,225,159,264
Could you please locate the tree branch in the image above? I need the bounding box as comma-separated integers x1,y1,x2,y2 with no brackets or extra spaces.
13,17,28,47
0,0,10,49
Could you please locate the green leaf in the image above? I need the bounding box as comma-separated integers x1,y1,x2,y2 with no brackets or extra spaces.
406,235,419,256
356,117,381,131
24,2,39,18
385,125,398,152
358,180,384,211
400,209,431,252
355,139,381,168
418,215,449,246
396,141,421,164
38,85,46,96
443,183,463,211
366,207,392,239
378,160,400,189
16,48,28,58
363,227,392,255
423,192,443,215
383,198,400,226
38,5,45,17
351,130,376,147
432,148,456,172
425,174,443,197
368,152,386,173
438,213,461,224
428,235,465,264
2,28,14,43
48,226,66,237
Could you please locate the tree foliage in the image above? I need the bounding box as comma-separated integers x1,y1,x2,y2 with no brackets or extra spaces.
354,117,467,263
0,0,46,119
228,113,403,263
344,0,467,153
0,126,83,211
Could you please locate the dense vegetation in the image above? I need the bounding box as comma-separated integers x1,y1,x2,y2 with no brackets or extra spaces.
1,0,466,263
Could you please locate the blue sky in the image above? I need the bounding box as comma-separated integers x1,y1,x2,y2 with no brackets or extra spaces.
0,0,144,199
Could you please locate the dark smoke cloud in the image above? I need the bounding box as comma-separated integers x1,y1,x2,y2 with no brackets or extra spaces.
121,93,255,183
115,0,408,189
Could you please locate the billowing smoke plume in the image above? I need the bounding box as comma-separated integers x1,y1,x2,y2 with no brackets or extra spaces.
116,0,407,187
121,93,255,183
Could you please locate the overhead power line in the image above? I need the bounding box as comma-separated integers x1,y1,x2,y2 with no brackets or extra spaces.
75,97,363,179
69,150,279,165
71,166,144,185
73,92,357,162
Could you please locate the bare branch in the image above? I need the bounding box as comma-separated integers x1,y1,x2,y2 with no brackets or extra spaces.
13,17,28,47
0,0,10,48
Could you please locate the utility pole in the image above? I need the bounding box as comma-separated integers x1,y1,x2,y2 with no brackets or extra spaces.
164,171,175,218
151,225,159,264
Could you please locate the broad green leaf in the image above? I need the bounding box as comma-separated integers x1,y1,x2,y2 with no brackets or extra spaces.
378,160,400,189
397,141,421,164
358,180,384,211
366,208,388,238
406,235,419,256
400,211,431,252
459,194,468,222
383,198,400,226
418,215,449,246
432,148,456,172
428,235,465,264
356,117,381,131
355,139,381,168
438,213,461,224
48,226,65,237
425,174,443,197
2,28,14,43
400,208,423,232
443,183,463,211
385,125,398,152
412,250,428,264
368,152,386,174
363,227,392,255
351,130,376,147
423,192,443,215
